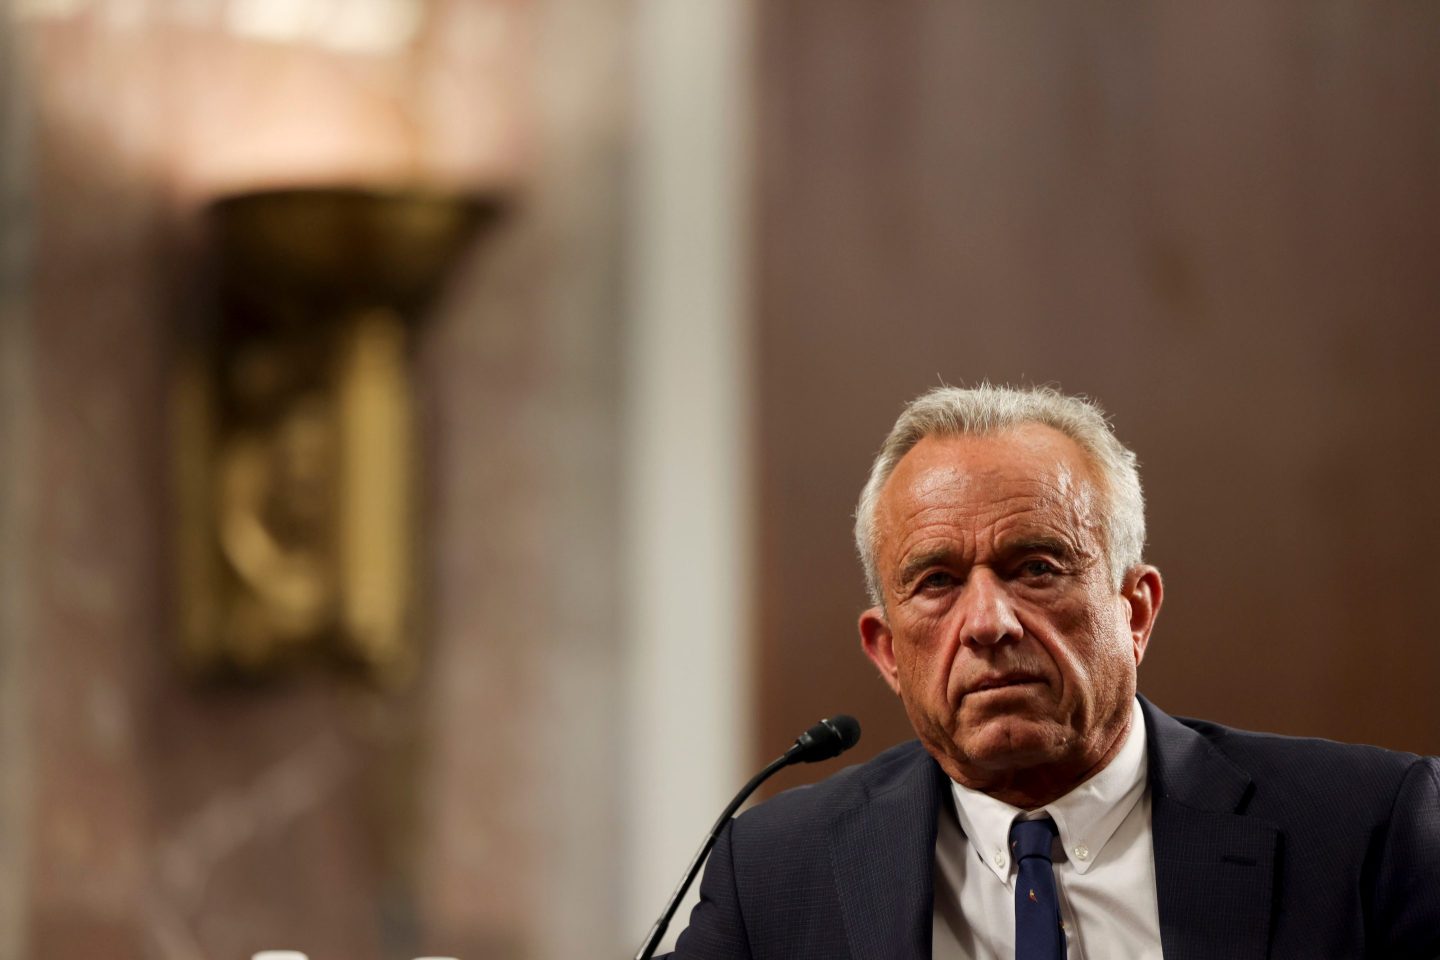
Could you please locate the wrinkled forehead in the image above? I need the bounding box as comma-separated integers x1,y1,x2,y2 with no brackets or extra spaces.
878,424,1105,534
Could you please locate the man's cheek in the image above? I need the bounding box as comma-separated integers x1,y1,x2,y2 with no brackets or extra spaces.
898,651,941,695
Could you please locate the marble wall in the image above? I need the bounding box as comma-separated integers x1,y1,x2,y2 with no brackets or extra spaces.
0,1,635,957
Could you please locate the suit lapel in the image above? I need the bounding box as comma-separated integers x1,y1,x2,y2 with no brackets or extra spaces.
829,752,944,960
1141,698,1278,960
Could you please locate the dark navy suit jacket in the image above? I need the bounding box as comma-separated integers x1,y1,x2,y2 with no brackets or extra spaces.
667,697,1440,959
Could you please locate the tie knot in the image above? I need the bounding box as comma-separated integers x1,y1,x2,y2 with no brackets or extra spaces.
1009,817,1058,862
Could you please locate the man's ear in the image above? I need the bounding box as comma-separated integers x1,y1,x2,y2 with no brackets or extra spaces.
1121,564,1163,666
859,606,902,695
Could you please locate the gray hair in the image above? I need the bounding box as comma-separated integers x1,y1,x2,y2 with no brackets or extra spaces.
854,384,1146,606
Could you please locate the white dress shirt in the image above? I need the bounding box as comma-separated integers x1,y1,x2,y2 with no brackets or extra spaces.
932,698,1163,959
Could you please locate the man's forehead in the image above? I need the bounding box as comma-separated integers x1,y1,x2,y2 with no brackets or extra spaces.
876,426,1104,575
887,424,1095,493
875,427,1101,539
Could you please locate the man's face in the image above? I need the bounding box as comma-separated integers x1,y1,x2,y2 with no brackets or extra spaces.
859,425,1161,803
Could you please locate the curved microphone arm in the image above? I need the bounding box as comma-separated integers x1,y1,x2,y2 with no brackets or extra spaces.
633,752,791,960
633,715,860,960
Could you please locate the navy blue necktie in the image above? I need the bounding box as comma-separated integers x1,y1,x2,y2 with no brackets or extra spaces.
1011,817,1066,960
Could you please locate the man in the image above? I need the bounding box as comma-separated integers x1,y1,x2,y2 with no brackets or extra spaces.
669,384,1440,959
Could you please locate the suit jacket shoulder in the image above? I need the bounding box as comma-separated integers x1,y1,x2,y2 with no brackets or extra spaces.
671,740,944,960
671,703,1440,960
1142,698,1440,960
734,739,937,832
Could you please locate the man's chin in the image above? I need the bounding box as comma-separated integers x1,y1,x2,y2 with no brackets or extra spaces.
939,715,1067,774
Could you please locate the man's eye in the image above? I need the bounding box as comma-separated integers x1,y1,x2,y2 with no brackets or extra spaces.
1019,559,1058,578
918,571,957,591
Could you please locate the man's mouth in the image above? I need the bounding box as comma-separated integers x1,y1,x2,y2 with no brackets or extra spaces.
968,673,1044,695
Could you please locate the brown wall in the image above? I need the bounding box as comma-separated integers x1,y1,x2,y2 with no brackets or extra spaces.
754,2,1440,779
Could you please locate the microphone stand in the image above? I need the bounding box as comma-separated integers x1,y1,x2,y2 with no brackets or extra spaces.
633,716,858,960
633,751,793,960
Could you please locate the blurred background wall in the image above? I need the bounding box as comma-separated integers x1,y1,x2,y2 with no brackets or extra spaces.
0,1,656,957
0,2,1437,960
753,0,1440,777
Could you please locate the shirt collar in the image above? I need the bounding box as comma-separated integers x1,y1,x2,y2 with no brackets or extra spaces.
948,697,1149,881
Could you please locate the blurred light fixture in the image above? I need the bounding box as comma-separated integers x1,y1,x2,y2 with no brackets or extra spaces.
173,186,505,684
227,0,421,51
18,0,425,53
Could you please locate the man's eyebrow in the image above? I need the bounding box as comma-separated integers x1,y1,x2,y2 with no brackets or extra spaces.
894,537,1082,587
1004,535,1077,558
1008,541,1077,555
896,548,964,586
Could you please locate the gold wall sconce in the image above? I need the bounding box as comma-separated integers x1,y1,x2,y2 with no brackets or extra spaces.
174,187,504,684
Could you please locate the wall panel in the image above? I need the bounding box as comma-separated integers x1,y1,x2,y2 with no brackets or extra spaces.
754,1,1440,778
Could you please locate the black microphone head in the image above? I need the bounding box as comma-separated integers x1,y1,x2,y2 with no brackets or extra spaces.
792,714,862,763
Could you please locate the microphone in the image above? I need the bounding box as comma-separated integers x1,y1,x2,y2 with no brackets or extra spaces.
634,714,862,960
787,714,862,764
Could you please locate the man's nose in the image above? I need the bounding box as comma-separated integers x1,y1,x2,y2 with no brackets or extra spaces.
958,569,1023,647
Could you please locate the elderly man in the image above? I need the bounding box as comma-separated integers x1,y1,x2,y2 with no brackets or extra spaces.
669,384,1440,959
